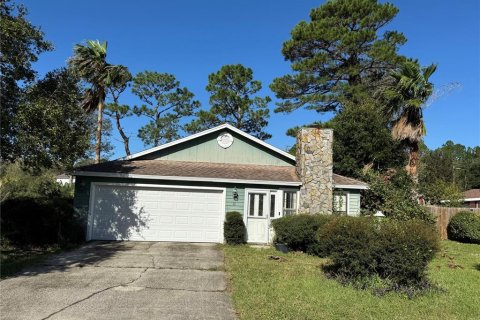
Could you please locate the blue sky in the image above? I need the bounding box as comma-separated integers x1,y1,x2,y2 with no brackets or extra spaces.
22,0,480,158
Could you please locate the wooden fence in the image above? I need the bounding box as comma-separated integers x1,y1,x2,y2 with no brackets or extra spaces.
424,205,480,240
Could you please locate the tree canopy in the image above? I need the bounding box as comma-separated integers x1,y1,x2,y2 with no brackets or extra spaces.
270,0,406,114
132,71,200,147
0,0,53,162
185,64,272,140
15,68,90,170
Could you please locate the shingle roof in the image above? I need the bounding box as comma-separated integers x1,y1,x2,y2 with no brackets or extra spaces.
76,160,300,183
333,174,368,188
464,189,480,199
75,160,368,188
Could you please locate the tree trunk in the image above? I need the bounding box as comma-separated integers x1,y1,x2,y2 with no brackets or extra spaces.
95,101,103,164
406,142,419,183
115,111,130,156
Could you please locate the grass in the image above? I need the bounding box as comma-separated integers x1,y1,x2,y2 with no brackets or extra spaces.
0,244,61,278
224,241,480,320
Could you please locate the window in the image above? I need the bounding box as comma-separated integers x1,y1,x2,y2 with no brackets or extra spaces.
283,191,297,216
248,193,265,217
333,192,347,215
270,194,276,217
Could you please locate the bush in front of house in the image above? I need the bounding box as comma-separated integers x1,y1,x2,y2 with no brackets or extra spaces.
272,214,332,255
224,211,246,244
318,216,440,288
1,197,85,246
447,211,480,244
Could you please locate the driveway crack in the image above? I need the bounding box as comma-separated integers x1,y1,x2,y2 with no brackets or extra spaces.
40,267,149,320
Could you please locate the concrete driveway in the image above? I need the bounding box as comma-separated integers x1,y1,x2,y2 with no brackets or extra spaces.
0,242,236,320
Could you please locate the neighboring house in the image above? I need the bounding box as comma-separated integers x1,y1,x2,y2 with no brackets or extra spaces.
463,189,480,208
56,174,75,185
73,124,367,244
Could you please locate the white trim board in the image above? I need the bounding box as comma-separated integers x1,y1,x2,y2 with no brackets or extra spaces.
122,123,296,162
74,171,303,187
464,198,480,202
333,184,368,190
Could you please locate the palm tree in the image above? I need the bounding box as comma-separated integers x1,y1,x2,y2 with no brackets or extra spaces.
69,40,117,163
383,59,437,181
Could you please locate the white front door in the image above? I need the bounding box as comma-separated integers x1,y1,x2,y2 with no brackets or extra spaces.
245,190,281,244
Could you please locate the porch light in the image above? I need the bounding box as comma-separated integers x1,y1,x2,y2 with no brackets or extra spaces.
233,187,239,201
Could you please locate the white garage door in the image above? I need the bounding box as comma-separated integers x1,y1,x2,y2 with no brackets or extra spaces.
89,184,225,243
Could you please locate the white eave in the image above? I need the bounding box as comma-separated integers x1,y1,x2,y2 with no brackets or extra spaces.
122,123,296,162
333,184,368,190
73,171,302,187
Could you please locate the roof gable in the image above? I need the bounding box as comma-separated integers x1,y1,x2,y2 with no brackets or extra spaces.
126,124,295,167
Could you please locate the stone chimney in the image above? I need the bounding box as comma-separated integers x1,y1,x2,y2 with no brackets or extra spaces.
296,128,333,214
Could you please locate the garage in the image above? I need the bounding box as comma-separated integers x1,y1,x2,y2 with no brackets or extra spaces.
88,184,225,243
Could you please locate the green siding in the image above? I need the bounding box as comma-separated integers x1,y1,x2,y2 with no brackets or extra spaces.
74,176,290,223
348,190,361,216
138,130,294,167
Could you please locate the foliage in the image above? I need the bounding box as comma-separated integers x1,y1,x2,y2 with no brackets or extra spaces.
361,170,434,222
224,241,479,319
286,101,406,177
186,64,271,140
104,65,133,156
419,141,480,194
0,162,72,201
271,214,332,255
0,163,82,247
419,180,463,206
224,211,246,244
379,59,436,179
15,68,90,170
447,211,480,244
270,0,406,114
1,197,84,246
132,71,200,146
68,40,128,163
318,217,440,287
0,0,53,162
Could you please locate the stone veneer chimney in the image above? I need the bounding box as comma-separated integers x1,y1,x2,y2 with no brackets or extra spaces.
296,128,333,214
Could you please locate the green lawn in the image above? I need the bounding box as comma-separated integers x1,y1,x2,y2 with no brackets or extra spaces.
0,245,61,278
224,241,480,320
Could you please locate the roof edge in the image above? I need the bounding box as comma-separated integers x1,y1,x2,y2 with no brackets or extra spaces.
122,123,296,162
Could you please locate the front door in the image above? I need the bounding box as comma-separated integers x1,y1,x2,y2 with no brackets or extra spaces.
246,190,281,243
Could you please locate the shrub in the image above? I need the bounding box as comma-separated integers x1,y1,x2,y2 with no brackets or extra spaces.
1,197,85,246
224,211,246,244
319,217,440,287
447,211,480,244
362,170,435,223
272,214,332,255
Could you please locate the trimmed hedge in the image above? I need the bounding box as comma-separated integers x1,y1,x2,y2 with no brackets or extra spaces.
447,211,480,244
318,217,440,286
1,197,85,246
272,214,332,255
224,211,246,244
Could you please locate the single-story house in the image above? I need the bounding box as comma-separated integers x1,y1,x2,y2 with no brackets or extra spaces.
73,124,367,244
463,189,480,208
